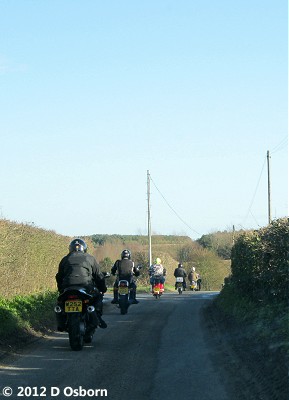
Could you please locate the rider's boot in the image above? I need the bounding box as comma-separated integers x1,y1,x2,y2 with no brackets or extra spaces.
130,289,139,304
111,288,119,304
97,314,107,329
56,311,66,332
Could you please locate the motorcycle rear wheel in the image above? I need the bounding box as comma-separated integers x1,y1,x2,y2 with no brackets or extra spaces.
68,314,84,351
119,297,128,315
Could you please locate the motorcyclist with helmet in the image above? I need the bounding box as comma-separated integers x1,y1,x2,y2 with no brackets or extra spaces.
111,249,140,304
188,266,202,290
174,263,187,290
188,266,197,283
55,238,107,330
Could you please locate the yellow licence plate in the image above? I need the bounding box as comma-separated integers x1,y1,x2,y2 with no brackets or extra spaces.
118,287,129,295
65,300,82,312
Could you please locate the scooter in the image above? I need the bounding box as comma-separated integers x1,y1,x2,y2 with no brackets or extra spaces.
190,280,198,291
175,277,184,295
152,276,164,299
190,278,202,291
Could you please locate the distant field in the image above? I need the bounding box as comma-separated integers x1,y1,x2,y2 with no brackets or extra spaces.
0,219,230,298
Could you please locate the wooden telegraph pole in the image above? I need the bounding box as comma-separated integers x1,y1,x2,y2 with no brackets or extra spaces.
147,170,152,266
267,150,272,224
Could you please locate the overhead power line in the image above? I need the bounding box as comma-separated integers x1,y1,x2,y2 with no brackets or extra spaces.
150,175,201,236
249,210,262,227
243,156,267,226
271,136,288,154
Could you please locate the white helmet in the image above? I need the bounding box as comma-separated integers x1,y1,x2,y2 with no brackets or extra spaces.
192,267,195,271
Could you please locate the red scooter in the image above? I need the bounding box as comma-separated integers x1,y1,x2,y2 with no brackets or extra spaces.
152,276,164,299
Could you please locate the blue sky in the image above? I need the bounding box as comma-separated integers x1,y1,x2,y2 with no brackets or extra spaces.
0,0,287,239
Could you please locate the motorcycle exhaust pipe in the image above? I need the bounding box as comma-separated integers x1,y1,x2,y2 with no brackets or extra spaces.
54,305,62,313
87,306,95,313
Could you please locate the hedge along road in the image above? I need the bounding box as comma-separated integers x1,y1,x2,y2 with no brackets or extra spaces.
0,292,236,400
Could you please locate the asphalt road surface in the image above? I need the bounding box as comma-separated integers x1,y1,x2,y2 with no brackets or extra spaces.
0,291,233,400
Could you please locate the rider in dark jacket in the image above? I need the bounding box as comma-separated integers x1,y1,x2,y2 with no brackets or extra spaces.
111,249,140,304
174,263,187,290
55,238,107,329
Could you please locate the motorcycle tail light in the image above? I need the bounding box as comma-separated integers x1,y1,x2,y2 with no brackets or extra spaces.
67,295,79,299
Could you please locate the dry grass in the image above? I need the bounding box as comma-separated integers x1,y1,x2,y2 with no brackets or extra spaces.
0,219,71,298
0,219,230,298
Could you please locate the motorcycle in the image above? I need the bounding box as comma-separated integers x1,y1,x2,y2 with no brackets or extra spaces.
118,279,131,315
54,287,100,350
175,277,184,295
117,266,142,315
54,273,110,351
152,276,164,299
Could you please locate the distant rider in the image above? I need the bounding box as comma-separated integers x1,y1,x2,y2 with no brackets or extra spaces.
196,273,202,291
188,267,198,284
188,267,202,290
111,249,140,304
55,238,107,330
174,263,187,290
149,257,166,291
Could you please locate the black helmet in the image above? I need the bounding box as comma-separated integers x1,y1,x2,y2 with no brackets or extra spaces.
69,238,87,253
121,249,131,259
178,263,183,268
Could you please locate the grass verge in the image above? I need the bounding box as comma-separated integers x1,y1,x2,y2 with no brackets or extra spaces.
0,291,58,354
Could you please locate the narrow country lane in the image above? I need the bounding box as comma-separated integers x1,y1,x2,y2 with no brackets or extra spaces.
0,292,232,400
